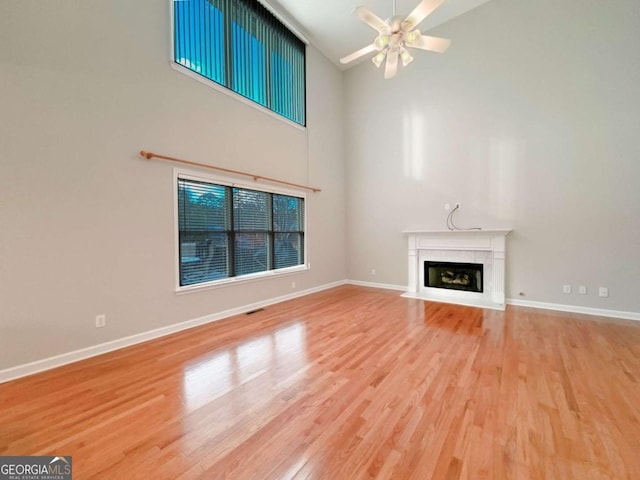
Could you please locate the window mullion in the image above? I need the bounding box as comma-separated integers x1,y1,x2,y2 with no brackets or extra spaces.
265,28,272,111
269,193,275,271
223,0,234,89
227,185,235,277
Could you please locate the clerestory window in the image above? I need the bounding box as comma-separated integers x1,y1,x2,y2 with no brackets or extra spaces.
172,0,306,126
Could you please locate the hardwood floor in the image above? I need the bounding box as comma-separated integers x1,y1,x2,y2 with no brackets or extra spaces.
1,285,639,479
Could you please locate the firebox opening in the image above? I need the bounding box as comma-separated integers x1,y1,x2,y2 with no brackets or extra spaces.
424,261,483,293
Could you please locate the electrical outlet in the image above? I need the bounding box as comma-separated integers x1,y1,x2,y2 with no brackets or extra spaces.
578,285,587,295
563,284,571,294
95,314,106,328
291,281,296,289
445,203,450,211
455,202,461,209
371,268,376,276
598,287,609,297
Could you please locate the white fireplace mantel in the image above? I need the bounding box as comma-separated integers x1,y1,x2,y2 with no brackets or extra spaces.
402,229,512,310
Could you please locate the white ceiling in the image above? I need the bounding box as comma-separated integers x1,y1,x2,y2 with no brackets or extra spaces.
269,0,494,69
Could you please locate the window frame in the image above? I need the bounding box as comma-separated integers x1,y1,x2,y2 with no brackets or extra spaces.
169,0,307,130
173,168,308,293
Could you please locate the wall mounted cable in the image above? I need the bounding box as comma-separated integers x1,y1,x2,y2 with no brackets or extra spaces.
446,204,482,231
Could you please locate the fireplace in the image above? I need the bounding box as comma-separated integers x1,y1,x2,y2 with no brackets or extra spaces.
425,261,483,293
402,229,512,310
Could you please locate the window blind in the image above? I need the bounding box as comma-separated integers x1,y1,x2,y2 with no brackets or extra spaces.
273,194,304,269
178,177,305,287
177,179,231,286
173,0,306,126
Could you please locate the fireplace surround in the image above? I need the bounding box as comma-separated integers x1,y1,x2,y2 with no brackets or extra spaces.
402,229,512,310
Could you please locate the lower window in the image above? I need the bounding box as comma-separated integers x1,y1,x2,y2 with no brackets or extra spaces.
177,174,305,288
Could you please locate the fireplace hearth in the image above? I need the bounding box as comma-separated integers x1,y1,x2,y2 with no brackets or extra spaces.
425,261,483,293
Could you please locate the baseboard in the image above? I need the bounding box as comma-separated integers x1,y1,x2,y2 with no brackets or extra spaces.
346,280,407,291
506,298,640,322
0,280,348,384
346,281,640,321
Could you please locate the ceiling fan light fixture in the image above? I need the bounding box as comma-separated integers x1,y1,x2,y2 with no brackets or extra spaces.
372,50,387,67
374,34,390,50
405,29,422,45
400,48,414,66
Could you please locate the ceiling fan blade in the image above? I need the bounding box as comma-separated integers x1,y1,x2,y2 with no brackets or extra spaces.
403,0,445,30
354,6,390,34
407,35,451,53
384,49,399,79
340,43,378,64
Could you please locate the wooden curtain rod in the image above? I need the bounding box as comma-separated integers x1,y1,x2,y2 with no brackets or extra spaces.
139,151,321,193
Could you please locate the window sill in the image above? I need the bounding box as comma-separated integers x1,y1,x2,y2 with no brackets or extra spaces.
175,264,309,295
170,62,306,131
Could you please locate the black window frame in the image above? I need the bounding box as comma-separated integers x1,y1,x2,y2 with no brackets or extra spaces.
176,172,307,290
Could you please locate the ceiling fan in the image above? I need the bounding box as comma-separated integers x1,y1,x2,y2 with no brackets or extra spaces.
340,0,451,79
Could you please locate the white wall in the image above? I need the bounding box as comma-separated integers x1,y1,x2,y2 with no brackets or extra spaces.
345,0,640,312
0,0,346,369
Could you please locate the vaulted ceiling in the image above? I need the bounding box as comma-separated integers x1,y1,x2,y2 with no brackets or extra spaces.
270,0,494,69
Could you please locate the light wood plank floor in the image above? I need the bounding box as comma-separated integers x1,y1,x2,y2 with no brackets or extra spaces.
1,285,639,479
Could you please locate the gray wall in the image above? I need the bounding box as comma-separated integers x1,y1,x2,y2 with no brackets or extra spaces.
0,0,346,369
345,0,640,312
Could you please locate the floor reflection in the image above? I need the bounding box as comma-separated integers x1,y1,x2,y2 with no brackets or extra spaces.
182,350,232,412
422,301,487,336
182,321,308,414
